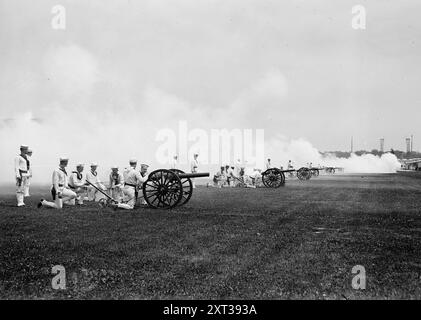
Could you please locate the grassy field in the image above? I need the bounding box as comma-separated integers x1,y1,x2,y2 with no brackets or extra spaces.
0,173,420,299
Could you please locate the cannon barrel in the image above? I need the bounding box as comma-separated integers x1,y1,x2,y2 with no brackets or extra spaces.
178,172,210,179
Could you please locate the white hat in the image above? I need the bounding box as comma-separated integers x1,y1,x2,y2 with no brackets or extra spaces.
60,156,69,162
111,165,119,169
90,162,98,167
129,159,137,164
141,163,149,168
76,163,84,167
20,145,29,150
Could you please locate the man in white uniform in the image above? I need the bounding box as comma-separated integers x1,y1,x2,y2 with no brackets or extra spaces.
287,160,294,178
266,158,272,170
190,153,199,188
37,157,77,209
24,148,33,198
15,145,29,207
170,155,178,170
250,168,263,187
68,163,88,205
138,164,149,206
109,165,124,202
227,166,235,187
86,163,107,202
111,159,145,210
234,159,242,177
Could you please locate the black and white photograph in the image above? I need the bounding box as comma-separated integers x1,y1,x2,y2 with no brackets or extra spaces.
1,0,420,307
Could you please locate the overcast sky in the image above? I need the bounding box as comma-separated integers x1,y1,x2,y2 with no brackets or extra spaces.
1,0,420,180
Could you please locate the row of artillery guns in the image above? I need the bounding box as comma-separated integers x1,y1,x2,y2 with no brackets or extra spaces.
261,166,343,188
92,166,342,209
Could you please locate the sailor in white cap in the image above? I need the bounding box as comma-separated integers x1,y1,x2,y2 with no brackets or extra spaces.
140,163,149,178
190,153,199,188
86,162,107,202
137,163,149,206
23,148,33,198
111,159,145,210
37,157,77,209
14,145,29,207
109,165,124,202
265,158,272,170
234,158,242,177
170,155,178,170
68,163,88,205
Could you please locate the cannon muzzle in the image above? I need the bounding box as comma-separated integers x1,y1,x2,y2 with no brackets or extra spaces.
178,172,210,179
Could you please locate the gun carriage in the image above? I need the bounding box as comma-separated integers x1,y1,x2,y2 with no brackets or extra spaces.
86,169,209,209
261,167,322,188
142,169,209,209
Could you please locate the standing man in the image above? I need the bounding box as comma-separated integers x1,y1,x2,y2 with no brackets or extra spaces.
287,160,294,178
138,163,149,206
266,158,272,170
228,166,235,187
68,163,88,205
170,155,178,170
111,159,145,210
235,159,242,177
190,153,199,188
86,163,107,202
37,157,77,209
15,145,29,207
225,165,232,187
24,148,33,198
109,165,124,202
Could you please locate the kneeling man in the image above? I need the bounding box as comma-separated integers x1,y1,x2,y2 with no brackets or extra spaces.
109,165,124,202
111,159,145,210
68,163,88,205
38,157,77,209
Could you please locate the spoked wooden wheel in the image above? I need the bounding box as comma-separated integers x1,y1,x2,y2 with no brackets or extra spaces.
142,169,183,209
297,167,311,181
262,168,285,188
170,169,193,206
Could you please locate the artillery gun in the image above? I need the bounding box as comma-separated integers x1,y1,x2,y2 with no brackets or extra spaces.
261,166,323,188
324,167,341,174
87,169,209,209
261,168,294,188
142,169,209,209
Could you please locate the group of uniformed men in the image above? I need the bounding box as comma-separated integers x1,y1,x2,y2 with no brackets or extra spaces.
15,145,311,207
14,146,205,210
14,145,151,210
210,158,300,188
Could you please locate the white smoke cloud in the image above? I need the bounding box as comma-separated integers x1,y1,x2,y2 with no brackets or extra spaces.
229,70,288,125
44,44,98,98
266,136,401,173
323,152,401,174
0,44,401,185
